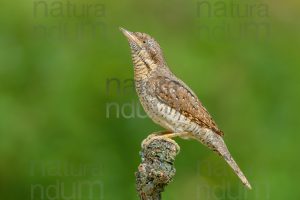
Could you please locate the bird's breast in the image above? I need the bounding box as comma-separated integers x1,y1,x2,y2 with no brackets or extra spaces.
135,81,199,133
135,79,217,146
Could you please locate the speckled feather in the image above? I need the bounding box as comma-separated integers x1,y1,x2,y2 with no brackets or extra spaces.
150,75,224,136
126,32,223,136
120,28,251,189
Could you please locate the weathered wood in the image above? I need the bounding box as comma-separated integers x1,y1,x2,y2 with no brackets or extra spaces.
135,137,180,200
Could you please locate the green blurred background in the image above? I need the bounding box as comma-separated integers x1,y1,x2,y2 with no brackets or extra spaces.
1,0,299,199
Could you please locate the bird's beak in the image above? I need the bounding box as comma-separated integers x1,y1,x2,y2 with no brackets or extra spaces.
119,27,143,48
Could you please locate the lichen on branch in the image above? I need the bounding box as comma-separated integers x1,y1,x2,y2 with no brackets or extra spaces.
135,136,180,200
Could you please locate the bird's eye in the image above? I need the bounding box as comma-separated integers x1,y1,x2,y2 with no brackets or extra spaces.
143,40,146,44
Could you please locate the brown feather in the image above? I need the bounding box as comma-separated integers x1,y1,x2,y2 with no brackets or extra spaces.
151,76,224,136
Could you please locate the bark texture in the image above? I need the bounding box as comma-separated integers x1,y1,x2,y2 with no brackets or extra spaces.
135,137,180,200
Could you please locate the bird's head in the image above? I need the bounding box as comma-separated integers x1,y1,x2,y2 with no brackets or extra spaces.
120,27,165,66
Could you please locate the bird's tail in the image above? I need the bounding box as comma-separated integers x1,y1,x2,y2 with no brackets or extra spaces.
196,131,252,189
214,135,252,189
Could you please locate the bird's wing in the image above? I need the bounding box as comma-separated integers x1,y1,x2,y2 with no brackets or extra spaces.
151,75,224,136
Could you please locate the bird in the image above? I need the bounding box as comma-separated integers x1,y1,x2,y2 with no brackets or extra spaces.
120,27,252,189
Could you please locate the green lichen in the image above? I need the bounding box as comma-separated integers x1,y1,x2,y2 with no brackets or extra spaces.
136,138,180,200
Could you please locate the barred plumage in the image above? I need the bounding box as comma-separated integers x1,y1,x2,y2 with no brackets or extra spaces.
120,27,251,189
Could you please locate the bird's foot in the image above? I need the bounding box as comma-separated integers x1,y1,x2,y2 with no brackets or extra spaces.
141,130,171,148
141,132,189,149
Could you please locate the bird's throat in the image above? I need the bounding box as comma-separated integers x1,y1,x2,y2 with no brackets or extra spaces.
132,50,157,80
